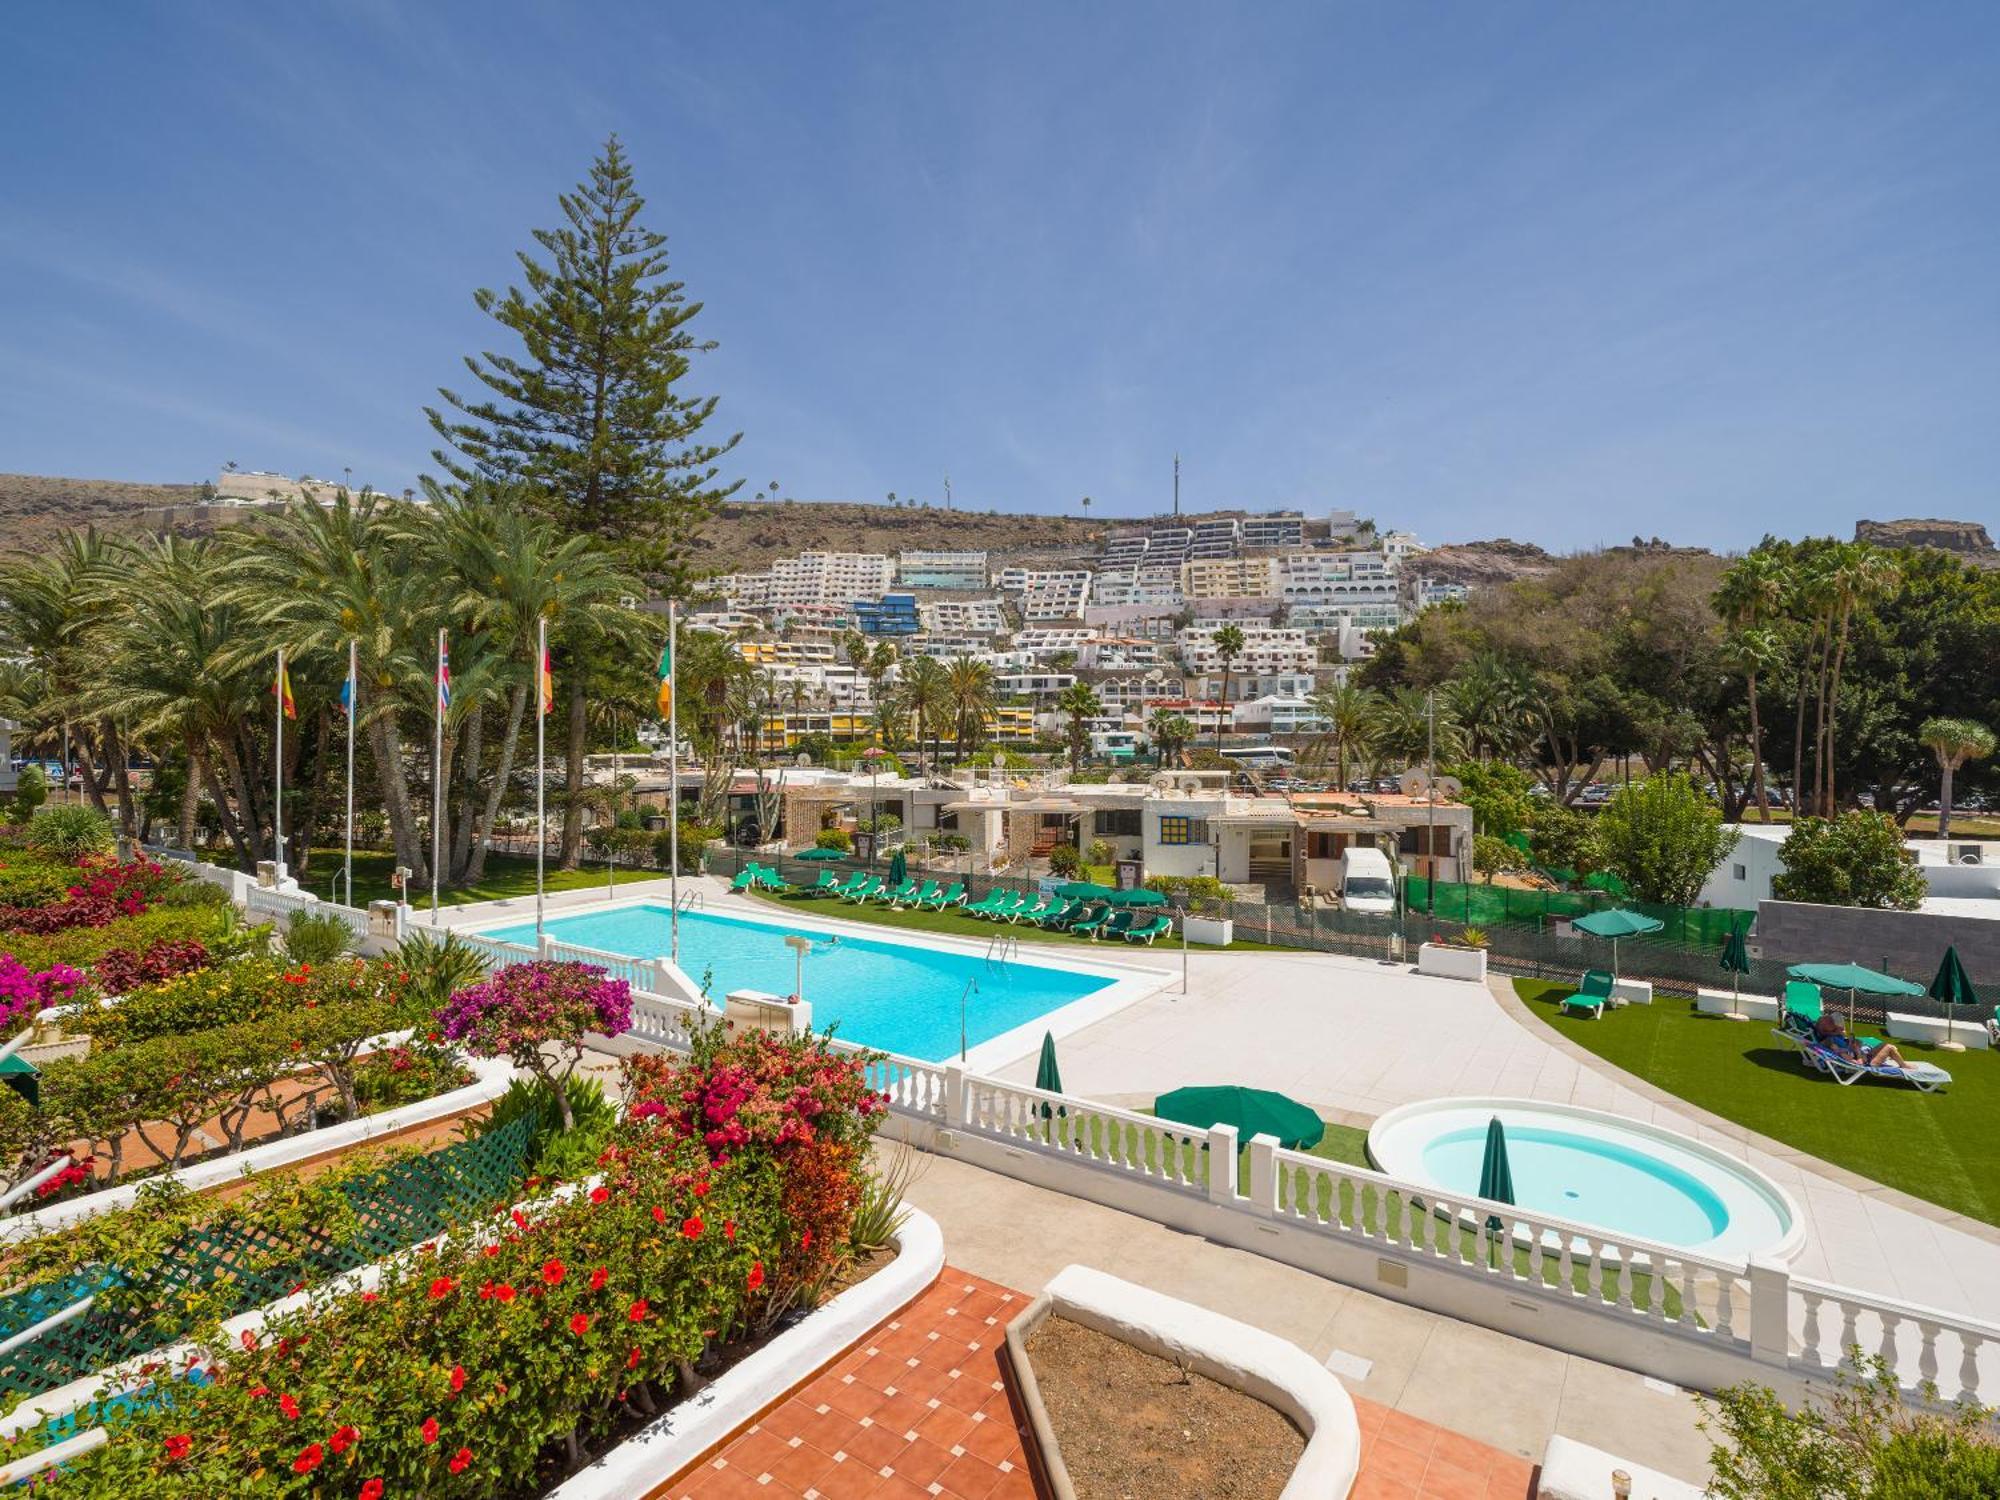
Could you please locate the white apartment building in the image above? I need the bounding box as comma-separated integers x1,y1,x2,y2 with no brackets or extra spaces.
1182,556,1281,600
1179,624,1318,675
918,599,1007,635
1081,604,1182,641
686,610,762,634
1012,627,1101,657
995,670,1077,700
1099,534,1150,567
1090,566,1185,609
994,568,1092,619
1241,513,1306,550
903,634,989,660
1093,674,1186,711
1415,577,1470,608
759,662,876,711
737,638,840,669
896,550,989,590
1193,669,1318,703
1232,695,1327,734
715,551,894,609
1188,518,1240,559
1380,529,1424,560
1326,508,1362,542
1077,637,1164,670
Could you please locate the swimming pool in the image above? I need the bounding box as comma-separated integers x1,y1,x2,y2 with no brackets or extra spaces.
477,902,1127,1065
1367,1098,1802,1261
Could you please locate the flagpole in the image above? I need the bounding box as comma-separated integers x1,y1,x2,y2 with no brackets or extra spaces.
668,601,680,966
345,638,356,909
432,626,444,922
536,614,547,941
274,646,285,876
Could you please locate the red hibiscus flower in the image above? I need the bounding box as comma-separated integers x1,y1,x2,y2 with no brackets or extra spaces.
360,1481,385,1500
588,1266,608,1292
651,1205,667,1224
541,1259,566,1285
428,1276,456,1300
628,1299,648,1322
801,1229,813,1251
693,1179,710,1197
420,1416,440,1445
331,1425,359,1455
280,1394,301,1421
361,1291,380,1303
569,1313,591,1336
681,1216,704,1239
627,1346,643,1370
449,1446,472,1474
449,1364,466,1394
248,1385,271,1399
724,1219,736,1241
493,1283,517,1304
164,1433,192,1461
481,1244,500,1258
293,1442,324,1474
239,1329,258,1351
589,1186,609,1204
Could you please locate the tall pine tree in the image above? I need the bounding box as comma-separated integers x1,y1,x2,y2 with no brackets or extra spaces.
427,135,738,865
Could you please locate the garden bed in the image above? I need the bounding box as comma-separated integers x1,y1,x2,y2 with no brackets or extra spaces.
1023,1315,1303,1500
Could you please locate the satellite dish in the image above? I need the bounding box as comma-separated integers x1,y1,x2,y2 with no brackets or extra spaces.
1435,775,1463,800
795,752,811,768
1401,768,1430,798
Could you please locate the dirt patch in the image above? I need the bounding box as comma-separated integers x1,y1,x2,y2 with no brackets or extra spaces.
1024,1315,1304,1500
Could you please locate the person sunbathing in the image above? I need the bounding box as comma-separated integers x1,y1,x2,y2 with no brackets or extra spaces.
1812,1013,1907,1069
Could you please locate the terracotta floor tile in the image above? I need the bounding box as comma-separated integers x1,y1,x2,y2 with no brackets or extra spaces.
809,1457,887,1500
983,1470,1038,1500
959,1412,1026,1467
891,1434,959,1489
1367,1439,1432,1490
840,1418,909,1470
935,1452,1006,1500
1486,1456,1538,1499
825,1378,889,1423
871,1478,941,1500
794,1404,858,1455
680,1467,769,1500
721,1426,796,1478
767,1439,840,1491
1352,1473,1423,1500
870,1389,934,1439
935,1371,992,1415
1431,1429,1498,1478
1380,1407,1440,1456
1422,1457,1490,1500
1353,1395,1390,1435
911,1401,980,1452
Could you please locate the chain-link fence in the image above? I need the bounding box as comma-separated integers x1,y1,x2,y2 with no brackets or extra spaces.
1401,877,1745,947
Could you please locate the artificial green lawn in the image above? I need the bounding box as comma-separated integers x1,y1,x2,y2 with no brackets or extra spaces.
295,848,659,909
1513,977,2000,1227
741,886,1295,953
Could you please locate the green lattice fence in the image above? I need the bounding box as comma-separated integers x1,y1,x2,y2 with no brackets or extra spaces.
0,1113,535,1403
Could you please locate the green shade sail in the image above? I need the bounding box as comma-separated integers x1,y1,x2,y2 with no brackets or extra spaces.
1785,962,1923,997
1153,1085,1326,1151
886,848,908,886
794,846,847,861
1571,908,1666,939
1105,887,1168,907
1928,947,1978,1008
1055,881,1115,899
1719,923,1752,976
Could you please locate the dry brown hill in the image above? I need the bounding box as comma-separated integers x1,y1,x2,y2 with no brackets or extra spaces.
1855,517,1998,566
0,473,205,553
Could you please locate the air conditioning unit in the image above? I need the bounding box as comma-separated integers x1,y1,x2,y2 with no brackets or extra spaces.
1952,845,1985,866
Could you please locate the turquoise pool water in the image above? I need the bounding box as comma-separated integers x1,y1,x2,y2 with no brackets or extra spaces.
1420,1124,1729,1245
481,904,1114,1063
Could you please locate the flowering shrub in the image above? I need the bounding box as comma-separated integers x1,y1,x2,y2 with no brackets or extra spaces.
0,953,84,1026
437,962,632,1131
0,851,78,908
0,902,255,984
22,1027,886,1498
85,956,410,1051
90,939,210,997
0,857,177,935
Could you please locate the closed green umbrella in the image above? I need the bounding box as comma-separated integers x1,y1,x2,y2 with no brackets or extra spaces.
1034,1030,1065,1128
1105,887,1168,907
1154,1086,1326,1151
1786,961,1923,1034
1478,1115,1515,1243
795,846,847,861
887,847,907,886
1928,947,1979,1051
1719,920,1752,1016
1571,907,1666,979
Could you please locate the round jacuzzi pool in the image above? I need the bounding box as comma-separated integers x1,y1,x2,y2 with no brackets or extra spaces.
1367,1098,1803,1261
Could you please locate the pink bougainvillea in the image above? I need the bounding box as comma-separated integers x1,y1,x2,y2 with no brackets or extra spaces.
0,954,84,1025
435,962,631,1132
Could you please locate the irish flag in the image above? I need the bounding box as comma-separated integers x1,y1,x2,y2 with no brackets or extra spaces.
655,639,673,718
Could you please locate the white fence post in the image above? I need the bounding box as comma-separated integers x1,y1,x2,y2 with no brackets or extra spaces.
944,1065,969,1130
1206,1122,1240,1205
1748,1256,1792,1369
787,999,814,1035
1246,1132,1280,1210
537,934,554,960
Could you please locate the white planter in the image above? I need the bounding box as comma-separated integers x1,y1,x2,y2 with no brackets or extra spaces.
1696,989,1777,1021
1886,1010,1991,1050
1416,943,1487,982
546,1208,946,1499
1182,914,1233,946
1612,977,1654,1006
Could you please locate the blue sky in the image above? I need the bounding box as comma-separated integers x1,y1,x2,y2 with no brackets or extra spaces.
2,4,1995,549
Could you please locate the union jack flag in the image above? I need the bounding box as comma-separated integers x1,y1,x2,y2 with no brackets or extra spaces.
437,635,452,713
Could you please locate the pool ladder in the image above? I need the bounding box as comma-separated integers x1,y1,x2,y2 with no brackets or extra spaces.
985,935,1019,970
676,888,705,914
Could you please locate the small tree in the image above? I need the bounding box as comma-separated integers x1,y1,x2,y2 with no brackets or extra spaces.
12,764,47,822
1528,801,1601,880
1048,842,1082,876
1055,682,1103,773
436,962,634,1130
1594,772,1739,906
1918,717,1995,841
1773,812,1927,910
1472,834,1525,885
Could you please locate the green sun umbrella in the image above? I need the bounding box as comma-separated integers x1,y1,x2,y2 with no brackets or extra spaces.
1786,961,1923,1034
1104,887,1168,907
1719,920,1752,1015
1055,880,1115,899
1928,947,1979,1050
886,847,907,886
1571,907,1666,979
795,846,847,861
1154,1085,1326,1151
1478,1115,1515,1244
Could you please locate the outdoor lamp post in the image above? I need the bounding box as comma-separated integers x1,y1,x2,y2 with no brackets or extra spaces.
784,933,811,1005
862,745,885,866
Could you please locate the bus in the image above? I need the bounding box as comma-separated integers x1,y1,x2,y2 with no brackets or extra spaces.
1215,745,1297,772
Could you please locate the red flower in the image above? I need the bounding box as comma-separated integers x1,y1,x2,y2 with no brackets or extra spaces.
541,1259,566,1285
511,1210,529,1231
360,1482,385,1500
569,1313,591,1336
747,1261,765,1291
651,1205,667,1225
589,1185,609,1204
420,1416,440,1445
449,1364,466,1394
280,1394,301,1421
482,1243,500,1258
724,1219,736,1241
361,1291,380,1303
588,1266,608,1292
493,1283,516,1304
801,1229,813,1251
681,1216,704,1239
628,1299,648,1322
331,1425,359,1455
164,1433,192,1462
428,1276,456,1300
248,1385,271,1399
693,1179,710,1197
240,1329,258,1351
627,1346,643,1370
448,1446,472,1474
293,1442,324,1474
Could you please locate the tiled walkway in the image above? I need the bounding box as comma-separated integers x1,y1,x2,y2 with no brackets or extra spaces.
664,1267,1539,1500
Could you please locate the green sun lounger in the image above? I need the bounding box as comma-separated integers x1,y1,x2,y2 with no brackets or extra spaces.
843,876,885,904
989,891,1028,921
1067,903,1109,936
893,880,937,909
1095,909,1136,942
923,882,966,910
1122,913,1173,945
1562,969,1616,1018
964,889,1003,918
1034,898,1078,929
754,865,792,892
1780,980,1824,1037
878,879,920,905
808,869,844,895
729,867,759,893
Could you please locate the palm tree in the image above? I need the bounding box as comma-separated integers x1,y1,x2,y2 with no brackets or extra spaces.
1713,551,1790,819
898,656,950,775
1308,682,1379,788
864,640,899,714
1374,687,1463,769
1818,544,1899,815
1441,656,1531,762
1209,624,1246,750
946,656,995,760
1919,718,1995,840
1055,682,1103,773
1147,709,1194,766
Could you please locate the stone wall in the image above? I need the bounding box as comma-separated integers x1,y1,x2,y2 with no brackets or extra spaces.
1752,899,2000,1003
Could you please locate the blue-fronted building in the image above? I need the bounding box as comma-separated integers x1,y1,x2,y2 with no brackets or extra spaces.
852,592,921,636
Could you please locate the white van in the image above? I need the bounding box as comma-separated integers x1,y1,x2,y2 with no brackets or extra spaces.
1339,846,1397,916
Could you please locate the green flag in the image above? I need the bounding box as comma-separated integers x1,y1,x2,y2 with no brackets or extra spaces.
655,639,673,718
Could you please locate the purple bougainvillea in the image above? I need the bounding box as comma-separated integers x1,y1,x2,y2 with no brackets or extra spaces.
436,961,632,1130
0,955,85,1026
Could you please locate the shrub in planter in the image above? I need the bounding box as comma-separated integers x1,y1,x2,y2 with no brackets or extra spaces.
91,939,211,997
0,904,256,985
463,1076,619,1185
813,827,853,853
81,958,290,1048
0,849,78,907
353,1035,475,1117
24,804,114,858
1047,843,1082,876
283,909,355,967
437,963,632,1131
1143,874,1228,907
0,857,176,935
1086,838,1116,868
396,932,490,1016
29,1032,883,1499
10,765,47,822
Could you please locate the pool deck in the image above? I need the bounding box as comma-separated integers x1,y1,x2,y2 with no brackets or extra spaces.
447,877,2000,1326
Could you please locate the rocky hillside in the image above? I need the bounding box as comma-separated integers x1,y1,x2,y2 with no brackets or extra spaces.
1855,517,1998,566
0,473,205,553
1409,537,1559,585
